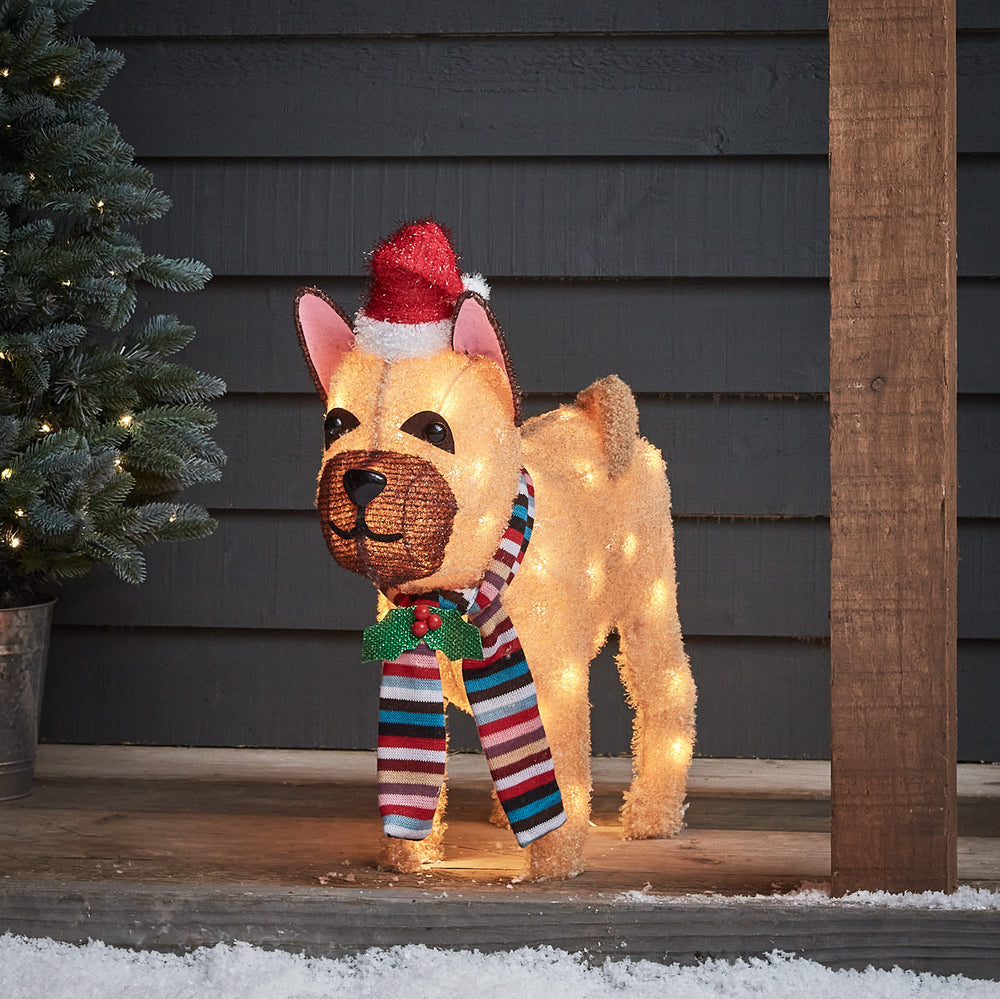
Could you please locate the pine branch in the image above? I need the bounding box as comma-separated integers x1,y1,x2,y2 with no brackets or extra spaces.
0,0,226,606
134,254,211,293
129,314,197,356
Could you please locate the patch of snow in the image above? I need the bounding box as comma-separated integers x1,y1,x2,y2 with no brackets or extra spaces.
616,884,1000,910
1,936,998,999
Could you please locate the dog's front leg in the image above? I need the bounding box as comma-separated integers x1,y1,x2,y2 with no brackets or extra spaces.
521,657,592,880
377,678,451,874
377,775,448,872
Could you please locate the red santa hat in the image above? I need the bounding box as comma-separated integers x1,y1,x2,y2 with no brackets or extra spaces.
353,220,490,360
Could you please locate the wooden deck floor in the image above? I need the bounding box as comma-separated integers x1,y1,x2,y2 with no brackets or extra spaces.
1,747,998,977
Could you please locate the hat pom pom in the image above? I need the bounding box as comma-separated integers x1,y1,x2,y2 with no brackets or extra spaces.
461,272,491,301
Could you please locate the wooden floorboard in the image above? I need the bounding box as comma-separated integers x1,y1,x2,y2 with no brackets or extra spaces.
3,880,999,978
1,748,997,977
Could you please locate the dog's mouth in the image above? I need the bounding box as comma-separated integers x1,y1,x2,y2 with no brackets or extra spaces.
329,509,403,544
318,449,457,586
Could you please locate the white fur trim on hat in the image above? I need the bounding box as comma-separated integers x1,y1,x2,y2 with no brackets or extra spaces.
354,313,453,360
462,272,491,300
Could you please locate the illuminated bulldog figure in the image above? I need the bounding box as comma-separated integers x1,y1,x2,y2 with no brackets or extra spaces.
295,221,695,880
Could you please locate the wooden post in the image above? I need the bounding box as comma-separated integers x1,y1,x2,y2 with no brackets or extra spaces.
829,0,958,894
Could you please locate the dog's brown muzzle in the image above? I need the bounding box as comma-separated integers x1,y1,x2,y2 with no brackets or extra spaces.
317,449,457,587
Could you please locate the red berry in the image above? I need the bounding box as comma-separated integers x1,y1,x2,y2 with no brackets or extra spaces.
427,613,442,631
411,620,429,638
414,605,431,621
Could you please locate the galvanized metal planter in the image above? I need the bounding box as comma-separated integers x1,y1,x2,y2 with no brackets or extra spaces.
0,598,55,801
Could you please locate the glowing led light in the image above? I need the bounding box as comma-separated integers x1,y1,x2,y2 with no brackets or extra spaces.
95,200,105,210
9,534,20,548
561,783,588,815
1,468,12,480
531,551,549,579
119,413,133,427
169,514,177,523
558,664,584,693
14,508,24,518
622,534,638,559
1,68,9,76
60,279,71,287
52,76,62,86
650,579,669,608
572,459,597,488
114,457,123,469
38,422,51,433
585,559,604,597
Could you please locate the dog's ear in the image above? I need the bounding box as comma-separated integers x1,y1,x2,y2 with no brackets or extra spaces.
451,292,523,426
295,287,356,403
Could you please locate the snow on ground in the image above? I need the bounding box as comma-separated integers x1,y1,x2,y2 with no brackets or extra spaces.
617,884,1000,910
3,889,999,997
1,936,999,999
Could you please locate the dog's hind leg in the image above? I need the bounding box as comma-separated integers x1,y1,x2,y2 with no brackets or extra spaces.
616,579,696,840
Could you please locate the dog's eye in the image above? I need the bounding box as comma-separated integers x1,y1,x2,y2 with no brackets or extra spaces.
325,408,359,448
400,411,455,453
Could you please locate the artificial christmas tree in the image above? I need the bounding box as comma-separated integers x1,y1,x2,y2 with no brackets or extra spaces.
0,0,224,799
0,0,225,609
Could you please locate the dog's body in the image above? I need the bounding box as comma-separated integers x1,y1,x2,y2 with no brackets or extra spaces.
296,224,694,879
442,383,695,879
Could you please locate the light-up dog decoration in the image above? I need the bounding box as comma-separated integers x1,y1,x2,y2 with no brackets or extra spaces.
295,221,695,879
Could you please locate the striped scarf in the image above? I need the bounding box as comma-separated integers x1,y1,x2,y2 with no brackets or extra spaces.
369,469,567,848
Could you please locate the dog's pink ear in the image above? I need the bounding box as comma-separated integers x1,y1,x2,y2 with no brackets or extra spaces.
452,292,523,425
295,287,356,402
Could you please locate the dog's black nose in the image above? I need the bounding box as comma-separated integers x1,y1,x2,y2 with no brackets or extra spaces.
343,468,387,508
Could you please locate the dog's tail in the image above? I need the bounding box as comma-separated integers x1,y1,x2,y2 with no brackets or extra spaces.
573,374,639,479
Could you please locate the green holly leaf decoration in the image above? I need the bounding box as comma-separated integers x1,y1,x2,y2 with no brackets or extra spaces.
425,609,484,661
362,607,484,663
362,607,415,663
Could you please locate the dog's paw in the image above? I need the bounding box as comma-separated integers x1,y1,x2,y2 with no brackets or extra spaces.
620,794,688,840
522,829,587,881
377,834,444,873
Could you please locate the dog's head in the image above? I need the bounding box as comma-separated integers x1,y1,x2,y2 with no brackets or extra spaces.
295,222,524,593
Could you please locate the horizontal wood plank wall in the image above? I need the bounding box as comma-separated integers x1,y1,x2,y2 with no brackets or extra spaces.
39,1,999,761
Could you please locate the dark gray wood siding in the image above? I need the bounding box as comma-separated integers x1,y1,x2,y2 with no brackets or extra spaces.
39,1,1000,760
